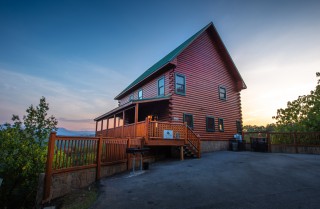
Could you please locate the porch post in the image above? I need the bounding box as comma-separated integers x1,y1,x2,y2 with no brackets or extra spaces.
95,121,98,134
113,114,116,137
180,146,184,161
122,111,125,138
106,118,109,137
145,117,149,144
134,103,139,138
100,120,104,136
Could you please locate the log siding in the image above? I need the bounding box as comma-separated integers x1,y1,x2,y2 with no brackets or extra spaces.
118,71,171,106
170,30,243,141
106,24,245,142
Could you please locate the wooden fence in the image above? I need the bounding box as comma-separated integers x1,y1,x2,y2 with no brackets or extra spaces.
43,132,142,202
243,131,320,153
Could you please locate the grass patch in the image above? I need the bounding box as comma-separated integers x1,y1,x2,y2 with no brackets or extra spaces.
44,184,98,209
60,188,98,209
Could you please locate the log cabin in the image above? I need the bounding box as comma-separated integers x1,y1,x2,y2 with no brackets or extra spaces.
94,22,246,158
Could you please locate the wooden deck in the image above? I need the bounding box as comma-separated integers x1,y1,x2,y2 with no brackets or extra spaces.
146,139,185,146
96,118,201,158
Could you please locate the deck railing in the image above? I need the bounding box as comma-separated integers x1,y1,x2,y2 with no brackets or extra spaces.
44,132,142,202
136,121,146,137
97,121,147,138
123,123,135,137
187,128,201,158
96,118,201,156
147,120,187,140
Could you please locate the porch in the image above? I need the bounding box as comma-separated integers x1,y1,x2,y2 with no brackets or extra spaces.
95,97,201,158
96,118,201,158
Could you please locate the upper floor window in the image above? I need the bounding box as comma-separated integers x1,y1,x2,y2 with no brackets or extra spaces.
206,116,215,132
129,94,134,101
183,113,193,129
158,77,165,96
218,118,224,132
138,89,143,100
175,74,186,95
219,86,227,100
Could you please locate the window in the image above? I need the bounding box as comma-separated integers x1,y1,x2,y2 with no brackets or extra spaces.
206,116,215,132
158,77,165,96
236,120,242,134
175,74,186,95
183,113,193,129
218,118,224,132
138,89,143,100
219,86,227,100
129,94,134,101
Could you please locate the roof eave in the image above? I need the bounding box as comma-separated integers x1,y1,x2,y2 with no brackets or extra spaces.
209,24,247,91
114,62,173,100
114,22,213,100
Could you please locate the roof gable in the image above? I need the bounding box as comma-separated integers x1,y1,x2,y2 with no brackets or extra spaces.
114,22,246,100
114,23,212,100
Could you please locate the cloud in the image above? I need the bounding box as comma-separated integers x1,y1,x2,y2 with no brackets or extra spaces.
0,61,130,130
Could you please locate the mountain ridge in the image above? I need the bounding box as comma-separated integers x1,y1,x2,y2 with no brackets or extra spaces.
57,127,95,136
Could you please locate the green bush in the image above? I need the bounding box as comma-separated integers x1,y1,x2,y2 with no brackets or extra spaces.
0,97,57,209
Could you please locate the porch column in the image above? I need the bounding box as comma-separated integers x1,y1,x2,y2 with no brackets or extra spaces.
100,119,104,136
121,110,125,138
134,103,139,138
113,114,116,137
95,121,98,133
180,146,184,161
106,118,109,137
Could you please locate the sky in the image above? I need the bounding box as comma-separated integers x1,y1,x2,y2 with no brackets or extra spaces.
0,0,319,131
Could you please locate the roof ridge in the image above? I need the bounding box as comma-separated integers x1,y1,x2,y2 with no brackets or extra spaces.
114,22,213,100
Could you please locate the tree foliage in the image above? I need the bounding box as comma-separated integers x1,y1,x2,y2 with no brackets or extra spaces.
0,97,57,209
243,124,276,132
272,72,320,132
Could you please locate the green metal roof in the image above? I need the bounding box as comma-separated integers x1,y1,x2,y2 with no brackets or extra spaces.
114,22,213,100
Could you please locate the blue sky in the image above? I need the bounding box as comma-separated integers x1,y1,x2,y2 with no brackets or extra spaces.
1,0,320,130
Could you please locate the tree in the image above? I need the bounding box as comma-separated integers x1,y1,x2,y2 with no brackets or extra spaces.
243,125,266,132
272,72,320,132
0,97,57,209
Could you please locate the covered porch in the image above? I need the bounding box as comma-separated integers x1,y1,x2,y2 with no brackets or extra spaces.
95,97,201,158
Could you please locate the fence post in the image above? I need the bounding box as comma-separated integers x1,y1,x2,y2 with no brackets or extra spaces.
267,132,271,152
294,132,298,154
127,138,131,170
96,135,103,180
43,132,56,202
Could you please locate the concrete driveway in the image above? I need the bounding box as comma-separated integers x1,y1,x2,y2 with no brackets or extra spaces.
90,151,320,209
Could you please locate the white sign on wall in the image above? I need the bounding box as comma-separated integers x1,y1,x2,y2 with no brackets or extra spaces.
163,130,173,139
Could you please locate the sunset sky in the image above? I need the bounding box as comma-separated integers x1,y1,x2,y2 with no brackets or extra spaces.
1,0,319,131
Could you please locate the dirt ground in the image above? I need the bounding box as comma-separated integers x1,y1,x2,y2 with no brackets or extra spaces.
43,183,98,209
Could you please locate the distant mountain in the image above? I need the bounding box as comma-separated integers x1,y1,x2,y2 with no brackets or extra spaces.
57,127,95,136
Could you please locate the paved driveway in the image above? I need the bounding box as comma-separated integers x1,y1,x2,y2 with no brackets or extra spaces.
91,151,320,209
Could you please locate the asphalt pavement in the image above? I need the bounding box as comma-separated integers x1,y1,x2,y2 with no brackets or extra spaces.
90,151,320,209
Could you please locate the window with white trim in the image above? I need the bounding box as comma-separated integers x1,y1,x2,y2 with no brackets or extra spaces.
175,74,186,95
138,89,143,100
219,86,227,100
158,77,165,96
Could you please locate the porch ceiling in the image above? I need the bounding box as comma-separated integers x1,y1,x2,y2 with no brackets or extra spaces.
94,95,171,121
